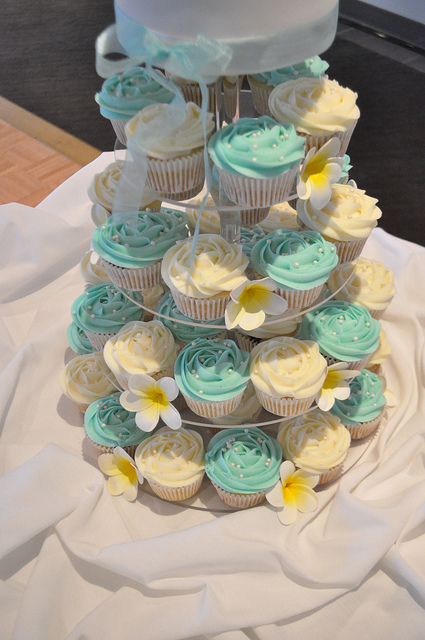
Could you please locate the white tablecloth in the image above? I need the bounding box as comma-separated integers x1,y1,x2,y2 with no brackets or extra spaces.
1,153,424,640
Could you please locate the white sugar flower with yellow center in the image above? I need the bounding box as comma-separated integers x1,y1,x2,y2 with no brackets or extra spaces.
98,446,144,501
225,277,288,331
120,374,182,432
316,362,360,412
297,137,344,209
266,461,319,525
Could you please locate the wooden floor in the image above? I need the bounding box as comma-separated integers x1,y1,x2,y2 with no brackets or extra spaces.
0,97,101,207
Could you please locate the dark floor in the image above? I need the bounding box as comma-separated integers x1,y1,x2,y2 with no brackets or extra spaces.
1,1,425,245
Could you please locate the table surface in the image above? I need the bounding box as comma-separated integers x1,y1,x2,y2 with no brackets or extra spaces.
1,153,425,640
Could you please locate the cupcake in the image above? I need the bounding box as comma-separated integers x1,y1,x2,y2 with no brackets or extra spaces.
297,300,381,370
330,369,386,439
269,77,360,155
79,250,111,288
208,116,305,210
185,194,221,235
59,352,118,413
88,161,161,226
140,284,166,321
161,234,248,321
208,381,262,428
71,283,145,350
247,56,329,116
125,101,214,200
297,183,382,263
103,320,179,390
365,328,391,375
239,225,268,267
250,229,339,308
92,210,188,291
277,409,351,485
95,67,174,145
156,291,226,347
174,338,250,418
235,307,301,353
327,257,396,320
134,426,206,501
66,322,94,355
250,336,328,416
84,392,150,455
222,75,243,120
205,427,282,508
258,201,300,233
168,75,221,114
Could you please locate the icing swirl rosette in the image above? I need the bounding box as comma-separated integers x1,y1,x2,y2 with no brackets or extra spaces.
297,300,381,368
250,336,327,416
277,409,351,484
135,427,206,501
205,427,282,508
60,352,117,412
84,392,150,453
328,257,396,319
79,250,111,286
66,322,94,355
259,201,300,233
366,328,391,374
174,338,250,418
250,229,338,308
103,320,179,389
156,292,225,344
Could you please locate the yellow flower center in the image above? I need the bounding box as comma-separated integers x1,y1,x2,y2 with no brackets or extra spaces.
116,457,137,482
147,386,168,408
239,286,271,313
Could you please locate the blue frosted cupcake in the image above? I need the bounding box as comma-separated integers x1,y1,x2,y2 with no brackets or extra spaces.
66,322,94,355
205,427,282,508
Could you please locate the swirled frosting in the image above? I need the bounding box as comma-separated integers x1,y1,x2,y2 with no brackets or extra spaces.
251,229,338,290
66,322,93,355
84,393,149,448
367,328,391,368
156,292,225,343
328,257,396,313
250,56,329,86
277,409,351,473
269,77,360,135
126,101,214,159
330,369,386,426
174,338,250,402
71,283,144,335
239,226,268,263
95,67,174,120
185,195,221,234
259,201,300,233
103,320,179,380
205,427,282,493
208,116,305,178
250,337,327,399
79,250,111,286
296,183,382,241
60,352,117,405
92,210,189,269
135,427,205,487
161,234,248,298
297,300,381,361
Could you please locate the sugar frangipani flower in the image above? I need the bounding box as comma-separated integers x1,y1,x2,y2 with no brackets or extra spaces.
225,278,288,331
266,461,319,525
297,137,344,209
120,374,182,432
98,446,144,501
316,362,360,412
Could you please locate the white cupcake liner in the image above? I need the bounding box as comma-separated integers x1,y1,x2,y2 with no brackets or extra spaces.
253,389,316,417
223,76,243,120
146,472,205,501
317,462,344,485
146,148,205,200
247,77,272,116
115,363,176,390
331,237,368,263
301,123,357,156
171,289,229,321
324,354,371,371
110,118,129,146
177,79,221,113
85,435,139,458
275,283,324,309
239,207,270,227
182,390,244,418
102,259,162,291
76,402,90,414
343,413,383,440
216,164,299,209
212,482,267,508
85,331,118,351
235,331,260,353
368,308,387,321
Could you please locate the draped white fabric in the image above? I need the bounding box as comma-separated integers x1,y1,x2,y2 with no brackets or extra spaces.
1,153,424,640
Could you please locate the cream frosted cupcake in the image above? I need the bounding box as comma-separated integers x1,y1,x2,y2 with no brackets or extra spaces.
258,201,300,233
366,328,391,375
92,210,188,291
140,284,166,321
161,234,248,320
60,352,118,413
269,77,360,155
126,101,214,200
205,427,282,508
185,194,221,234
250,336,328,416
277,409,351,485
327,257,396,320
103,320,179,390
88,161,161,226
250,229,339,308
135,427,206,501
174,338,250,418
330,369,387,439
296,183,382,263
208,116,305,210
79,250,111,288
235,307,301,353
